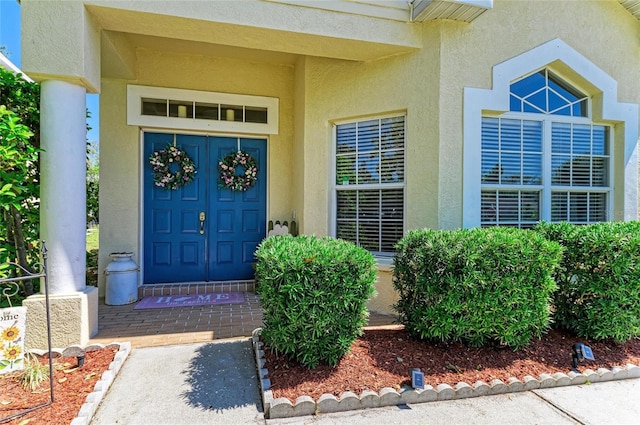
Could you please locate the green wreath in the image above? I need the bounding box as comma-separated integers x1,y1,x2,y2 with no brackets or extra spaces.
149,144,197,190
218,150,258,191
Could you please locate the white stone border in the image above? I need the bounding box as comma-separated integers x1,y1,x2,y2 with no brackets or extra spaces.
252,328,640,419
27,341,132,425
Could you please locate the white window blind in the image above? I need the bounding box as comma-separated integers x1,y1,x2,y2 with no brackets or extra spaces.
335,116,405,254
480,69,611,227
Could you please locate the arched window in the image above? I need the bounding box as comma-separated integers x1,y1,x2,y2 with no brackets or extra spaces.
480,69,610,227
463,39,638,229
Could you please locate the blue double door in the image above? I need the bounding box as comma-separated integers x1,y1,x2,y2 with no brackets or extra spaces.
143,132,267,283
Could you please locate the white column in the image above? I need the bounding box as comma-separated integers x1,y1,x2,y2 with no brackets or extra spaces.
40,80,87,294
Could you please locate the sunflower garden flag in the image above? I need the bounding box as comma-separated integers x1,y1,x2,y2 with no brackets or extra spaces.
0,307,26,374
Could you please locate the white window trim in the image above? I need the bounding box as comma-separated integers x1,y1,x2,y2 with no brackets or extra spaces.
463,38,638,227
330,113,407,258
127,85,279,135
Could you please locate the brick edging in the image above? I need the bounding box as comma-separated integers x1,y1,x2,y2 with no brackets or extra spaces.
251,328,640,420
28,341,132,425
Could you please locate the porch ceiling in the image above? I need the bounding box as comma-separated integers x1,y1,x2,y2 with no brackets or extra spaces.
101,30,300,80
87,1,422,75
127,33,298,66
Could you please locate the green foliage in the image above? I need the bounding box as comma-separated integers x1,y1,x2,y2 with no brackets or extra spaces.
20,354,50,391
86,227,99,287
393,227,563,349
1,67,98,302
86,144,99,224
534,221,640,342
0,67,41,286
0,104,41,281
255,235,377,368
0,106,37,209
0,67,40,144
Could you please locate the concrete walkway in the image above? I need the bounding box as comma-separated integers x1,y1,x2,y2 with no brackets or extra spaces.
91,339,265,424
91,339,640,425
269,380,640,424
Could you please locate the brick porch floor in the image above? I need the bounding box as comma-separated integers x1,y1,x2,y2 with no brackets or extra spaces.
89,290,398,348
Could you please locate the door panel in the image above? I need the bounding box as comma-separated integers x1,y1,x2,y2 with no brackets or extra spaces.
209,138,267,280
144,133,266,283
144,133,208,283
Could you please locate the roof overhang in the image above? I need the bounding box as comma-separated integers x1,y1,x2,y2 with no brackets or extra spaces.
619,0,640,20
86,1,422,63
411,0,492,22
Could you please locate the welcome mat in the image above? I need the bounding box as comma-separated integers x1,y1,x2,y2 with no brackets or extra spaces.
134,292,245,310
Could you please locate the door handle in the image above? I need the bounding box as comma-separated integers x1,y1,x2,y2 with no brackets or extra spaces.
199,212,205,234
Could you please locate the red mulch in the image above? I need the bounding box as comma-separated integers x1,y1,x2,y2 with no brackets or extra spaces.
0,348,116,425
264,327,640,401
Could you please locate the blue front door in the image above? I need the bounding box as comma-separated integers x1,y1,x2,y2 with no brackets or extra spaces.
143,132,267,283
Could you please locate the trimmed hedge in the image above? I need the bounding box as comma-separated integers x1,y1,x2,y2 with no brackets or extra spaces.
534,221,640,342
255,235,376,368
393,227,563,348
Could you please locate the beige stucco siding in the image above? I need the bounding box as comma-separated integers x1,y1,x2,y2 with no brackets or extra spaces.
99,79,140,290
293,57,307,232
28,0,639,308
98,50,295,291
298,27,442,236
297,0,640,234
22,0,101,91
436,0,640,228
131,48,296,222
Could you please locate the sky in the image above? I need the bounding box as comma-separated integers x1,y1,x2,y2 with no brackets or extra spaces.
0,0,100,147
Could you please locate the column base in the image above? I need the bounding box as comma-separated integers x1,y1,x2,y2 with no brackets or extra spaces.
23,286,99,350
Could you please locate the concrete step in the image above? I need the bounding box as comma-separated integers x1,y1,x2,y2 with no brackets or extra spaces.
138,281,255,298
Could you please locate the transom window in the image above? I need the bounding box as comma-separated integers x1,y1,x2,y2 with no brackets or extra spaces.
510,69,588,117
481,69,611,227
127,84,279,135
334,115,405,255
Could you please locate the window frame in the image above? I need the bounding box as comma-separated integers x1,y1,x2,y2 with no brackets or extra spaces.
463,39,638,228
480,110,614,226
127,84,279,135
330,113,407,260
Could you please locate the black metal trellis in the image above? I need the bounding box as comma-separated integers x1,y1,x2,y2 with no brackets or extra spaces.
0,242,54,423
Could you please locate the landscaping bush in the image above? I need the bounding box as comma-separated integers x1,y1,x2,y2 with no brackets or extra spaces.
255,235,376,368
393,227,563,348
534,221,640,342
0,68,41,283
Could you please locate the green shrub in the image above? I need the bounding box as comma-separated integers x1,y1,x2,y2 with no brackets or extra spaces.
0,68,41,283
255,235,376,368
393,227,563,348
534,221,640,342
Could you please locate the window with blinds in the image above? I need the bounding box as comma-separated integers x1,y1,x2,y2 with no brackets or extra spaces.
481,69,611,227
335,115,405,255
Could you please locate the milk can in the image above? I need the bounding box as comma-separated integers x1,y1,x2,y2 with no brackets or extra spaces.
105,252,139,305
